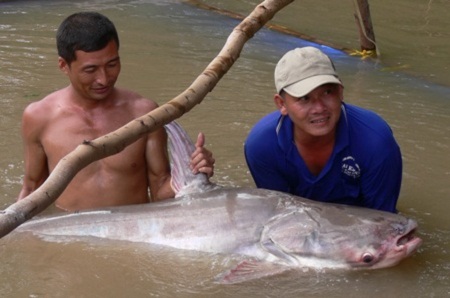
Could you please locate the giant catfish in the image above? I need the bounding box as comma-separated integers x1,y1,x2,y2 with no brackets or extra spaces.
15,122,422,284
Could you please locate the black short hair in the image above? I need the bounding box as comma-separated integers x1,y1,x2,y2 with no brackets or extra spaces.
56,12,120,65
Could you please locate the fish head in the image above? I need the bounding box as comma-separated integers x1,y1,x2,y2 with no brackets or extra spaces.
260,204,422,270
346,217,422,269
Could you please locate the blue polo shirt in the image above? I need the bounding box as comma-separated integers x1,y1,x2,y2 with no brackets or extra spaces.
244,103,402,213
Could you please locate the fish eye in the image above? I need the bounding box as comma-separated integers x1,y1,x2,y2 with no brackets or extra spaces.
362,253,374,263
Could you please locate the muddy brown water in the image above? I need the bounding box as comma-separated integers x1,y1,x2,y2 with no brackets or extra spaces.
0,0,449,297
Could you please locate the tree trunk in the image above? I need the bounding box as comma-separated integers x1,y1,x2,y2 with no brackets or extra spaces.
0,0,294,238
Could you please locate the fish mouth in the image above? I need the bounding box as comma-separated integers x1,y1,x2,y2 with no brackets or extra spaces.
395,223,422,256
397,229,416,245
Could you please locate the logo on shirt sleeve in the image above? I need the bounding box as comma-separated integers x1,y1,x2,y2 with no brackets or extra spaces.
342,156,361,179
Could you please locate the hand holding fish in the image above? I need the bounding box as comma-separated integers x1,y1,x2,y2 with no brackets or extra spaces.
190,132,215,178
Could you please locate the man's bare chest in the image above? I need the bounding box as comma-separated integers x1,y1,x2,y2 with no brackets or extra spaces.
41,113,146,168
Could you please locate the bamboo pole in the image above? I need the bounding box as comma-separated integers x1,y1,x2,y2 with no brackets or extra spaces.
0,0,294,238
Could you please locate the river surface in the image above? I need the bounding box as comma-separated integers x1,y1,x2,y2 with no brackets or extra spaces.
0,0,449,297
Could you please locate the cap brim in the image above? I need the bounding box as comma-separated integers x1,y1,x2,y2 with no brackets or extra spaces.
283,75,342,98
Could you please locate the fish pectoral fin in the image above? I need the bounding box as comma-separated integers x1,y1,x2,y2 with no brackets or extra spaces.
215,260,290,284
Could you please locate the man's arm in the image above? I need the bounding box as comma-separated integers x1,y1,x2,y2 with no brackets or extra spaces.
360,145,403,213
17,104,50,200
145,127,174,201
244,144,291,192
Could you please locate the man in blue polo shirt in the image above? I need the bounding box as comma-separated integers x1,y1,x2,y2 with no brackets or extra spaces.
244,47,402,213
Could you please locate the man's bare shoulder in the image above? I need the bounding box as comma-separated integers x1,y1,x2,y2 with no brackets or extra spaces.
114,87,159,116
23,88,68,122
21,88,70,141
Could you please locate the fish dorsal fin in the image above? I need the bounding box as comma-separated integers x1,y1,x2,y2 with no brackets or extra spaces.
165,121,211,196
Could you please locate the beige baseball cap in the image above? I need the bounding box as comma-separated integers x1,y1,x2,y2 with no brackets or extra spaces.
274,47,342,97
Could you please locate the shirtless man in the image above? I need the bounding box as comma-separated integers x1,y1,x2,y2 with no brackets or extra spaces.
17,12,215,211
